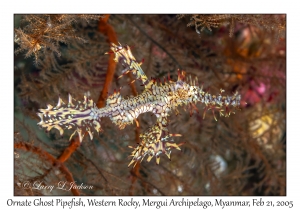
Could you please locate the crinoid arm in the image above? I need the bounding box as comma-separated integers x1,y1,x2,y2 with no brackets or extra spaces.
37,94,104,142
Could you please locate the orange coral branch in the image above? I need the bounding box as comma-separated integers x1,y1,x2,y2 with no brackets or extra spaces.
97,14,118,108
58,138,81,163
14,142,80,196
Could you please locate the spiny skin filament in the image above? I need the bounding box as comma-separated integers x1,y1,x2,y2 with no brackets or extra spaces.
37,43,241,167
